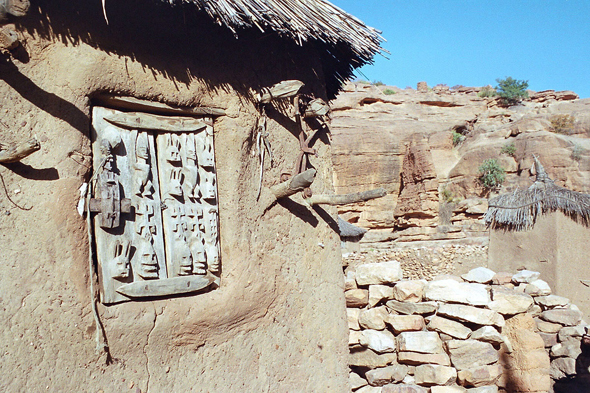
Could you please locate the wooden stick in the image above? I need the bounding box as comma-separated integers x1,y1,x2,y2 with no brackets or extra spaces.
306,188,386,206
269,168,316,199
0,138,41,163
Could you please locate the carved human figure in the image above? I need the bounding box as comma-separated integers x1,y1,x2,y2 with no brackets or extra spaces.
200,169,216,200
111,239,131,280
197,131,214,168
132,133,153,197
176,240,193,276
166,134,181,163
187,226,207,275
168,167,184,198
183,134,199,199
137,237,159,279
206,242,220,274
205,206,218,241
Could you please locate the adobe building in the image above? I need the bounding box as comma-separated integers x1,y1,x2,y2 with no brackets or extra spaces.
0,0,382,391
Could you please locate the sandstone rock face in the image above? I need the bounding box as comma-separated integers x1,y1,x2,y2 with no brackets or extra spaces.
331,82,590,247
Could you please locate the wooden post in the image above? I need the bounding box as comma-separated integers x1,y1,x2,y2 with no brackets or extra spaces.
258,80,305,104
269,169,316,200
0,138,41,163
305,188,386,206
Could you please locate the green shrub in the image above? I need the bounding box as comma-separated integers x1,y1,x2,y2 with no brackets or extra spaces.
478,159,505,189
550,114,576,134
383,89,396,95
478,86,497,98
452,131,464,146
373,81,385,86
501,142,516,157
495,77,529,105
572,144,583,161
440,187,455,203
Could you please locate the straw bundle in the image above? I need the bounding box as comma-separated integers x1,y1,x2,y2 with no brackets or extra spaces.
484,156,590,231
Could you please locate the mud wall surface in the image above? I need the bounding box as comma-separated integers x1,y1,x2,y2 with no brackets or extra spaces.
0,4,348,391
488,212,590,322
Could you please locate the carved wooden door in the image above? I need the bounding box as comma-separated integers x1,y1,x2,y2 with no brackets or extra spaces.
90,107,220,304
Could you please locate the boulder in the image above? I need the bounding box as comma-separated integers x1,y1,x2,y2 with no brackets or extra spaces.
350,347,398,368
470,326,503,344
541,309,582,326
397,331,444,354
356,261,404,286
392,280,425,303
456,364,502,388
386,300,438,315
366,365,408,386
414,364,457,386
524,279,551,296
350,371,368,390
446,340,499,371
348,308,361,330
386,315,425,334
488,286,534,315
534,295,570,308
461,267,495,284
437,304,505,327
550,339,582,358
382,384,428,393
346,289,369,308
427,316,472,340
359,306,389,330
550,357,577,379
424,280,490,306
398,351,451,366
359,329,397,353
512,270,541,284
369,285,395,307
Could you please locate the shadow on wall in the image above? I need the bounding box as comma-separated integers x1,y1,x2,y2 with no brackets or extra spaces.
553,343,590,393
17,0,328,100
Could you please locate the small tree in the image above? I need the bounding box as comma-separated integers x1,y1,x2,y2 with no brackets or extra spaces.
495,77,529,105
478,159,505,190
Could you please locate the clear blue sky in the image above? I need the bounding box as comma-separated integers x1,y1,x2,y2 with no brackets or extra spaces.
330,1,590,98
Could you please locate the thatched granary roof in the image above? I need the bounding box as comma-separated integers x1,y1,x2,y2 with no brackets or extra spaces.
484,156,590,231
165,0,384,95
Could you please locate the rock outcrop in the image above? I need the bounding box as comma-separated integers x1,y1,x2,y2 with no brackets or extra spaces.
331,82,588,244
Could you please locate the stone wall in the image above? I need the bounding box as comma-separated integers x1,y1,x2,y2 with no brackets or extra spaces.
345,263,590,392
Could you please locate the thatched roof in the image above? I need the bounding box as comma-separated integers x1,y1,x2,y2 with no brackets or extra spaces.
184,0,382,56
338,216,367,238
170,0,384,94
484,156,590,231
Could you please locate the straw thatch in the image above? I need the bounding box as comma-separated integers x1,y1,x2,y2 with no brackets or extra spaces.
169,0,384,95
484,156,590,231
179,0,382,56
338,216,367,238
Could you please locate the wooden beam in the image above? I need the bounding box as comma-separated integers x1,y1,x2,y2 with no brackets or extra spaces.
104,111,209,132
306,188,386,206
269,169,316,200
116,274,215,298
0,138,40,163
94,94,226,117
258,80,305,104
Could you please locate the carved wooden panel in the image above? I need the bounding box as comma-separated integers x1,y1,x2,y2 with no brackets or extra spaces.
91,107,220,304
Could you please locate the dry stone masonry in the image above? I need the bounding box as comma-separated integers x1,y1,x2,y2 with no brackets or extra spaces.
346,264,590,392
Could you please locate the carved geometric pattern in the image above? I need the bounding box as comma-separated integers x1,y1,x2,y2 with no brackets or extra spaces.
91,107,220,304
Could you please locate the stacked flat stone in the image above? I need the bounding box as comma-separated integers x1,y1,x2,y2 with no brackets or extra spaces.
345,264,589,393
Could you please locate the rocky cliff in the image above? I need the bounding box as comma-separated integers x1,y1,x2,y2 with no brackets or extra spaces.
331,82,589,244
